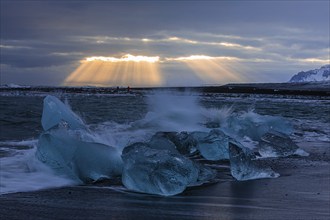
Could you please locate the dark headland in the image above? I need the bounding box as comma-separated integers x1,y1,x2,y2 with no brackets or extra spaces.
1,81,330,96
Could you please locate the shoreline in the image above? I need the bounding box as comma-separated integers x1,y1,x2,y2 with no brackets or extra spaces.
1,142,329,220
1,82,330,96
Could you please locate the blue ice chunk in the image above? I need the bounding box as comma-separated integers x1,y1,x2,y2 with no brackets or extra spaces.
121,142,214,196
41,95,85,131
229,141,279,181
36,129,122,182
258,131,309,158
36,131,79,182
175,131,198,155
148,132,179,154
226,112,293,141
191,162,217,186
149,132,197,155
193,129,230,160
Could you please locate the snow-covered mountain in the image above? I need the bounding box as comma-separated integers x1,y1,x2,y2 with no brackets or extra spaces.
289,64,330,82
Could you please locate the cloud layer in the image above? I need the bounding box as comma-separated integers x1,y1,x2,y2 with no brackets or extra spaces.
1,1,329,86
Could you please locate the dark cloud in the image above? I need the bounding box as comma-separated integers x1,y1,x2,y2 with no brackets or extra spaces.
2,1,328,39
1,51,75,68
0,0,329,85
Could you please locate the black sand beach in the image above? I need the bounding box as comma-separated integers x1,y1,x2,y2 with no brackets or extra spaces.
1,142,329,220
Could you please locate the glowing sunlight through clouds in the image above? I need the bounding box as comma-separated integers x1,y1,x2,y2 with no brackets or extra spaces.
63,54,249,87
63,54,162,87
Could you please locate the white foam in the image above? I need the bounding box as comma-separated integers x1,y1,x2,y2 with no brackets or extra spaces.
0,145,76,195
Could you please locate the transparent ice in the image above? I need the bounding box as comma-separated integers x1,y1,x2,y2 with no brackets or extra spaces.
148,132,179,154
229,141,280,181
41,95,85,131
225,111,293,141
258,131,309,158
121,142,215,196
37,96,122,182
175,131,198,155
149,132,197,155
193,129,230,160
36,129,122,182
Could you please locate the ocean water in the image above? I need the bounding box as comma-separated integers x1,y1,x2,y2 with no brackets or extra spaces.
0,90,329,195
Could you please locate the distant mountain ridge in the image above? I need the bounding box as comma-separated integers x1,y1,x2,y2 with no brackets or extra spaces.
289,64,330,82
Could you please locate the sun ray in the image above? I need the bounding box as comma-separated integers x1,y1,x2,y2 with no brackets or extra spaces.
166,55,247,84
63,54,163,87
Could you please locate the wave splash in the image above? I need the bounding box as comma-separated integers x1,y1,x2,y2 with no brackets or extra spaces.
0,140,75,194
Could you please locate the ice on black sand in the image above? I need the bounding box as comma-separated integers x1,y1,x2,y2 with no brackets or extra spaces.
37,95,123,183
229,141,280,181
121,142,216,196
257,131,309,158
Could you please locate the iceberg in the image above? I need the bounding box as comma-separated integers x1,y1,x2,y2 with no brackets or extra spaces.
36,129,122,182
121,142,215,196
193,129,230,161
258,131,309,158
41,95,85,131
229,141,279,181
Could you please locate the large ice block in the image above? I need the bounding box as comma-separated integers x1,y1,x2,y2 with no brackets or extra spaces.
121,142,214,196
229,141,279,181
36,129,123,182
41,95,85,131
193,129,230,161
258,131,309,158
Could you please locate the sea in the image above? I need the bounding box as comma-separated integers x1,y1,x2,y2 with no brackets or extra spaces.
0,88,329,195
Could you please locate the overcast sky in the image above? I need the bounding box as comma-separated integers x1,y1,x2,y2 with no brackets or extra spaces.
1,0,329,86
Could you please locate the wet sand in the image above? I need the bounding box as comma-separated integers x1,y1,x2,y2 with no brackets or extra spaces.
1,142,329,220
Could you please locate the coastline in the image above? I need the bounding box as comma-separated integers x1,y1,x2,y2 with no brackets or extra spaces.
1,81,330,96
1,142,329,220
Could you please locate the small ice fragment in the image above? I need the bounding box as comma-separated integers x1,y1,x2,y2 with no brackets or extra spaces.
193,129,230,160
258,131,309,158
121,142,213,196
41,95,85,131
229,141,280,181
293,148,310,157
